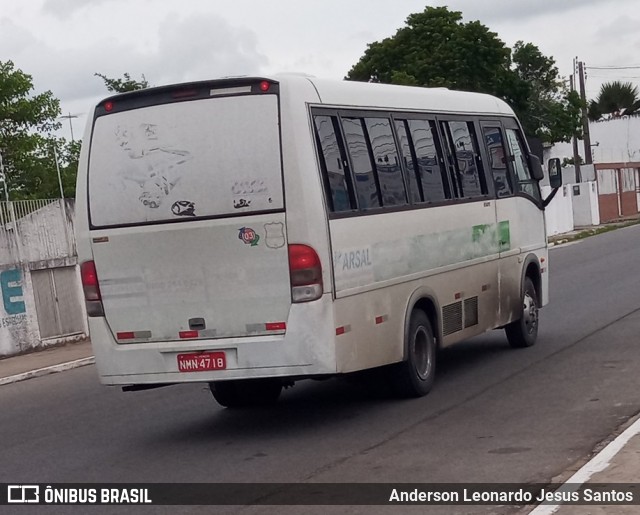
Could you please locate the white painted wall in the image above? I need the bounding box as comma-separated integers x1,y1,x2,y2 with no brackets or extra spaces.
571,181,600,227
542,184,574,236
547,116,640,164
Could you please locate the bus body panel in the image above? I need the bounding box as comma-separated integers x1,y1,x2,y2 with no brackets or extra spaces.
90,213,291,343
328,200,504,371
495,196,548,326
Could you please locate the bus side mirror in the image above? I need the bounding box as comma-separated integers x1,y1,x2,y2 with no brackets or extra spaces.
548,158,562,189
530,155,544,181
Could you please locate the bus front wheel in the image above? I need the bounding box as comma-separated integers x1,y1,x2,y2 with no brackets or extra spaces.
390,309,436,398
209,379,282,408
505,276,539,348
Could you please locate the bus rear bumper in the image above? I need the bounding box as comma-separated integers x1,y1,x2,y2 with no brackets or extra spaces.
88,296,337,385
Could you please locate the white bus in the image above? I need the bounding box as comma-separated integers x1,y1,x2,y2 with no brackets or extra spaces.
76,75,553,408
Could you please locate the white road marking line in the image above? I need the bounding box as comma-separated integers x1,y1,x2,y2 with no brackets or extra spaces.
529,416,640,514
0,356,96,386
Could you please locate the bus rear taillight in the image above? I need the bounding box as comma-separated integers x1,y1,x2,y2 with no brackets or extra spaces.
288,244,323,303
80,260,104,317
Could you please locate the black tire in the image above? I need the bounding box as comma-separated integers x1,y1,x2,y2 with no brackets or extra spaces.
209,379,282,408
390,309,437,398
505,276,539,348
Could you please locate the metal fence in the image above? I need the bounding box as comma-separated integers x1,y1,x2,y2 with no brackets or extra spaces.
0,199,76,266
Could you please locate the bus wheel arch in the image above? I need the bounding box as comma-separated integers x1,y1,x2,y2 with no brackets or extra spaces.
391,292,440,398
523,257,541,304
506,256,541,348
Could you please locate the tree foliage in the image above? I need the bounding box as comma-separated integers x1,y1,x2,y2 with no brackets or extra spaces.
588,81,640,120
0,60,77,199
95,72,150,93
346,7,582,143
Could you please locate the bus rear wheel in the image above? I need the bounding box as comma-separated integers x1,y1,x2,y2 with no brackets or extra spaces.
209,379,282,408
505,276,539,348
390,309,436,398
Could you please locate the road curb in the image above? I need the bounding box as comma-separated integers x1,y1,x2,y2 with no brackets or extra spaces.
0,356,96,386
528,414,640,514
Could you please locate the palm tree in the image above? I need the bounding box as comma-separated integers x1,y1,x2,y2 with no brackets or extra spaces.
589,81,640,120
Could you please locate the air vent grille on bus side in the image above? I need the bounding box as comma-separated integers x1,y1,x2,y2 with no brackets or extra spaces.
464,296,479,328
442,301,463,336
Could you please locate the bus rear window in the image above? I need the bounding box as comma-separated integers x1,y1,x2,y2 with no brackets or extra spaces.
88,94,283,227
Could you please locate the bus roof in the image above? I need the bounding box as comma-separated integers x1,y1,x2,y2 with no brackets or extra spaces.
92,74,516,118
302,76,515,116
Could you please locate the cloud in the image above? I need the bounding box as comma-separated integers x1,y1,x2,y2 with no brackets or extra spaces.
0,18,38,59
435,0,625,23
0,11,267,108
150,12,267,84
42,0,116,18
594,15,640,40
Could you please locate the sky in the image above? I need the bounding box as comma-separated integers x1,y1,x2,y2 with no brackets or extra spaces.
2,0,640,141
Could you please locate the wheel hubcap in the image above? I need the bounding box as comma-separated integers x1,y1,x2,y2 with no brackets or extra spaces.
413,326,433,380
522,292,538,335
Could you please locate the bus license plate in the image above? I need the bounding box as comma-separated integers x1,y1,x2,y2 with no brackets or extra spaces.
177,352,226,372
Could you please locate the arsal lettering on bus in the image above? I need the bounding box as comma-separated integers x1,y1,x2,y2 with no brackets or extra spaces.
116,123,192,209
341,249,372,270
333,247,374,289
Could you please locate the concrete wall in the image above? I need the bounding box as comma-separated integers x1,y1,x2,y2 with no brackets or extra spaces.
542,184,574,236
0,199,87,357
0,264,40,356
570,181,600,227
0,200,76,267
547,116,640,164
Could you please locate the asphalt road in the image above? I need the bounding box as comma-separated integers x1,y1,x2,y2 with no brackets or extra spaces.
3,224,640,515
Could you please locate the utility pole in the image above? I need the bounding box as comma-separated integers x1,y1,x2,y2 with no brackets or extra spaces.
0,150,8,202
59,112,79,142
577,60,593,165
569,73,582,183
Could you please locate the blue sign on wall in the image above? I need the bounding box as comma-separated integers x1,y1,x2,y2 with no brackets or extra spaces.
1,268,26,315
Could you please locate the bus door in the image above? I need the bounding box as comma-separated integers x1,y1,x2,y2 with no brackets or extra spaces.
480,119,546,323
492,118,545,256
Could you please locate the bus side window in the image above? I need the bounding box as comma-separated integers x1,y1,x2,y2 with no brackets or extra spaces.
482,126,513,198
313,115,355,213
446,121,488,199
342,117,382,210
505,128,541,201
394,120,422,204
407,119,450,202
364,117,407,207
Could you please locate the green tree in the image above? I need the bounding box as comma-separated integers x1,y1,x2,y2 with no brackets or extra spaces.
8,137,78,200
0,60,67,199
588,99,603,122
347,7,509,94
346,7,581,143
95,72,149,93
590,81,640,119
508,42,583,142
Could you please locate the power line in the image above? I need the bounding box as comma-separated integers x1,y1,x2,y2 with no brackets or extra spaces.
588,75,640,79
587,65,640,70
